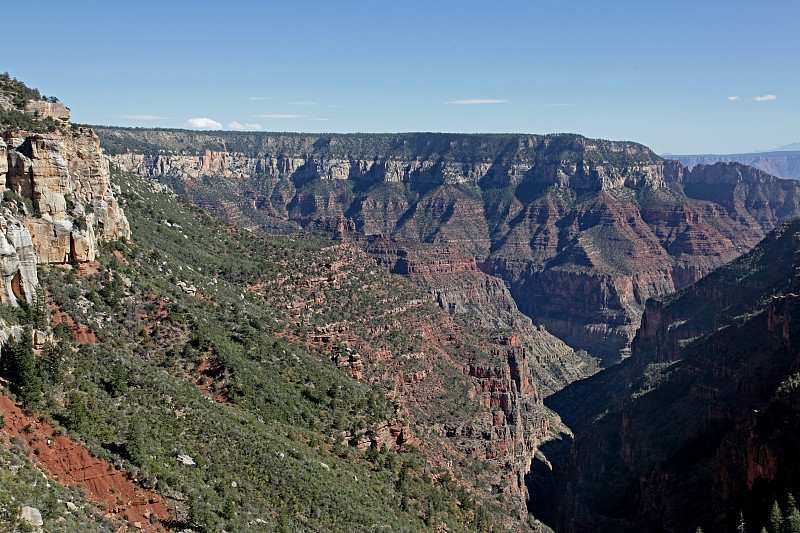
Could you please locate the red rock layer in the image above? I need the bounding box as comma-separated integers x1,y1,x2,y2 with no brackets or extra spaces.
0,393,170,531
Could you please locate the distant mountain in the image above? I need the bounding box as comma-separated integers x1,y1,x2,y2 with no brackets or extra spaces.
671,150,800,180
769,142,800,152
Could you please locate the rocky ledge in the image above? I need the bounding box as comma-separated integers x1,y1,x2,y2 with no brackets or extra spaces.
0,123,129,305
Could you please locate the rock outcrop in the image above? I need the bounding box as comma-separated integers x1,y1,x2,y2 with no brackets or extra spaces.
24,99,70,122
99,129,800,360
358,235,597,510
0,105,129,305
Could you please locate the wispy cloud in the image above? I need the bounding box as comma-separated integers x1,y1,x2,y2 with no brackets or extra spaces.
120,114,168,120
227,121,262,130
727,96,741,101
447,99,508,105
185,117,222,129
248,96,275,101
545,103,571,107
291,101,319,106
255,114,302,119
753,94,777,102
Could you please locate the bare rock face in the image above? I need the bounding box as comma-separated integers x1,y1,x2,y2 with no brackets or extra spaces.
0,214,38,304
1,129,130,267
0,109,129,305
25,100,70,122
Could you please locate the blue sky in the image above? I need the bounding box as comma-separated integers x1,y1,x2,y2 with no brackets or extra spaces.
4,0,798,154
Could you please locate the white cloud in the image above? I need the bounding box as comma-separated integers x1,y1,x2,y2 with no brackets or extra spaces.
255,114,302,118
753,94,777,102
291,101,319,106
227,121,262,130
545,103,571,107
447,99,507,105
120,114,168,120
248,96,275,100
185,117,223,129
727,96,740,101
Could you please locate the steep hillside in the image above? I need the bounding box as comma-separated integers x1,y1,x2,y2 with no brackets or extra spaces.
0,77,590,531
4,165,547,531
107,167,589,529
98,128,800,361
540,217,800,532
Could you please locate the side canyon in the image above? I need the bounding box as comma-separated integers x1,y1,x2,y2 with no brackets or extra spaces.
100,129,800,362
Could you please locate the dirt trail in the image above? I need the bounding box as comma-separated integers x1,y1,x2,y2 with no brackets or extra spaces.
0,392,171,531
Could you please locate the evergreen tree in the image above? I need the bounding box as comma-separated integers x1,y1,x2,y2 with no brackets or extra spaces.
0,330,41,406
768,500,783,533
64,390,89,433
784,495,800,533
785,508,800,533
41,340,65,384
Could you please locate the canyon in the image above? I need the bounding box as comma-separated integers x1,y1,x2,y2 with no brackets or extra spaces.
4,74,800,532
100,128,800,362
97,128,800,531
540,217,800,532
1,80,591,531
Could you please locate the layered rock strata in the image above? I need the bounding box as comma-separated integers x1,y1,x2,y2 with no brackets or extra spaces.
101,129,800,359
675,150,800,181
0,117,129,305
359,236,597,509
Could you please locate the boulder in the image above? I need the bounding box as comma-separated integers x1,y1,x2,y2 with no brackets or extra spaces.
21,505,43,527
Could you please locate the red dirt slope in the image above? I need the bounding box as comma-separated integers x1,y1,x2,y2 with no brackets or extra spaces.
0,392,171,531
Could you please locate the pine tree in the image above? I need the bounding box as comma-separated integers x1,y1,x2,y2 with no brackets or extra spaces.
64,390,89,433
0,330,41,406
785,509,800,533
784,495,800,533
768,500,783,533
41,340,64,384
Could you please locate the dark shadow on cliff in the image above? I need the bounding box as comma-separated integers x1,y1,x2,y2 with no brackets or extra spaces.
543,354,640,436
526,432,574,517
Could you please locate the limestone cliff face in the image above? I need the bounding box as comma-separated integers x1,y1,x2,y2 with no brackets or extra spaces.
0,210,37,304
0,117,129,305
100,129,800,359
2,129,130,264
24,100,70,122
